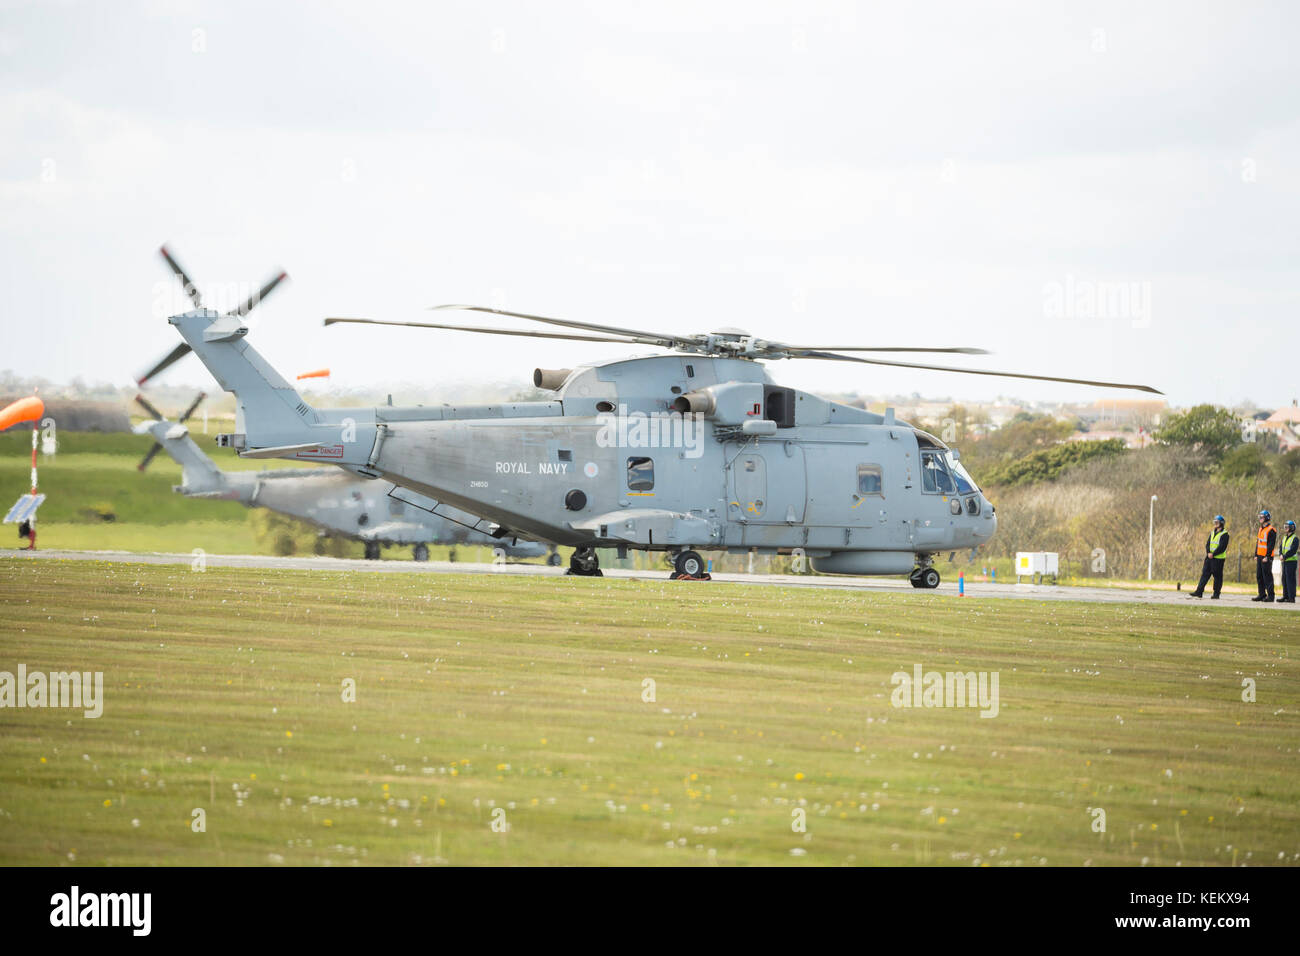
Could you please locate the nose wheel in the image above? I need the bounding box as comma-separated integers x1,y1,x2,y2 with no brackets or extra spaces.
670,550,711,580
566,546,603,577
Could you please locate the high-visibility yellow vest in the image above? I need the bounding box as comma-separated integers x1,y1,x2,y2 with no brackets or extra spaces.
1284,533,1298,562
1209,530,1227,557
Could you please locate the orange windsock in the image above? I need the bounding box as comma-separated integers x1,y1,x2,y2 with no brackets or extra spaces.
0,396,44,431
296,368,330,381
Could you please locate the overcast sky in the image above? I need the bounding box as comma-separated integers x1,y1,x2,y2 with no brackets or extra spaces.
3,0,1298,409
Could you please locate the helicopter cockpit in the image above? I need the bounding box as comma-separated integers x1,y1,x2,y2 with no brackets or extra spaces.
915,430,984,515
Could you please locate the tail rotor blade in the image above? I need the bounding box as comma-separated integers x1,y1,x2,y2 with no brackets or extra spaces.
229,271,288,317
138,442,164,471
159,245,204,309
178,392,206,424
134,394,165,421
136,342,192,386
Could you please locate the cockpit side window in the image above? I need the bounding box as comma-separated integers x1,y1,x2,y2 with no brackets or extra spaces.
920,450,956,495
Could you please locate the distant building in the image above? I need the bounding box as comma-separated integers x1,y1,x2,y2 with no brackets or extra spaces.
1259,402,1300,451
1067,428,1148,449
983,404,1024,427
1088,398,1167,428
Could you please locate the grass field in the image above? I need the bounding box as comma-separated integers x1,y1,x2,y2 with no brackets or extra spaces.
1,557,1296,866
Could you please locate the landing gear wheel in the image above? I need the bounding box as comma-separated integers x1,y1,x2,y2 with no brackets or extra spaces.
412,544,429,562
920,568,940,589
547,550,563,567
566,546,603,577
364,541,380,561
671,550,710,580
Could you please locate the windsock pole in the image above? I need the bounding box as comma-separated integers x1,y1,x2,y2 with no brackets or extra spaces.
27,421,36,548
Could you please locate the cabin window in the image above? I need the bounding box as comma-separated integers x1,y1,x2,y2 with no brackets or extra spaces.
627,456,654,491
856,464,883,496
920,450,956,495
557,449,572,462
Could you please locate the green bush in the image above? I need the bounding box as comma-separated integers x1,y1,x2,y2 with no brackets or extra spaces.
1153,404,1242,462
981,439,1125,488
1216,443,1269,487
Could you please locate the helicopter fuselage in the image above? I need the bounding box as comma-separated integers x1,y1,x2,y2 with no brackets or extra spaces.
363,355,996,573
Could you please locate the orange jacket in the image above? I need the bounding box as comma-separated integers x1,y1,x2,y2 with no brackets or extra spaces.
1256,524,1276,558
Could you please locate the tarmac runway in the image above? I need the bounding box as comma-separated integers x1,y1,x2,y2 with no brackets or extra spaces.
6,548,1299,610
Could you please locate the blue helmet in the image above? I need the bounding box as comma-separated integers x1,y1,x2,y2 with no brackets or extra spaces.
1214,515,1225,523
1260,510,1271,520
1287,520,1296,530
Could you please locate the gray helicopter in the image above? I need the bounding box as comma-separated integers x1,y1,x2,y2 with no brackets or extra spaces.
132,391,558,563
152,246,1159,585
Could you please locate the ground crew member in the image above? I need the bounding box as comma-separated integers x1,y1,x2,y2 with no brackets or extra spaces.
1253,510,1277,602
1189,515,1229,599
1281,520,1298,604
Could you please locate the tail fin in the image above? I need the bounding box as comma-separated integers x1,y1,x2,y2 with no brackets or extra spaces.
169,310,317,450
137,419,227,494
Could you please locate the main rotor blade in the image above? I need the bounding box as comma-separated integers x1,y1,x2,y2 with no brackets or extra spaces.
430,304,693,348
134,394,165,421
137,442,164,471
159,245,203,308
178,392,206,424
325,316,640,345
800,350,1163,394
784,346,989,355
136,342,192,386
229,270,288,317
